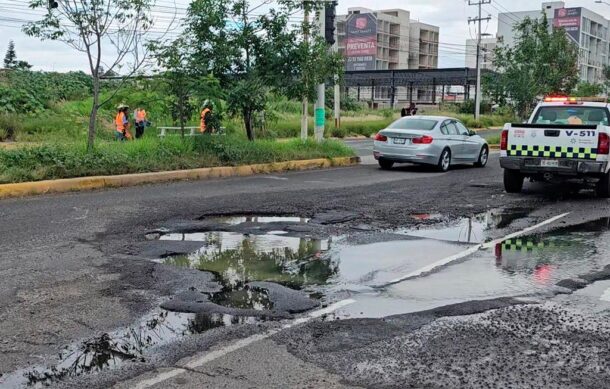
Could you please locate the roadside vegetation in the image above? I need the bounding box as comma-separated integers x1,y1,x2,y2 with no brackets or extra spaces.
0,137,354,183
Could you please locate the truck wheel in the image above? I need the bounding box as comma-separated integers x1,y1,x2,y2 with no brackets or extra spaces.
474,146,489,168
378,158,394,170
504,169,524,193
596,173,610,198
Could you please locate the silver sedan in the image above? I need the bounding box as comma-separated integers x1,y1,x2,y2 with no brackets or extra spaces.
373,116,489,172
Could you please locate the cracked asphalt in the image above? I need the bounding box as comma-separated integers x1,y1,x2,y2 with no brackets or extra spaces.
1,141,610,388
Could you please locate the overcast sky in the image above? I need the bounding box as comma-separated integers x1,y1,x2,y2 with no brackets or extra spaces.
1,0,609,72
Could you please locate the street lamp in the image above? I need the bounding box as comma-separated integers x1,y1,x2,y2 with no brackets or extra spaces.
596,0,610,6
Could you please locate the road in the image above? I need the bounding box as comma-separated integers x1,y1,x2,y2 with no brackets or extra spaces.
1,140,610,388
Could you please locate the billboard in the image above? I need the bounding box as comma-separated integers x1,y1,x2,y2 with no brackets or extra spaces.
553,7,581,44
346,13,377,71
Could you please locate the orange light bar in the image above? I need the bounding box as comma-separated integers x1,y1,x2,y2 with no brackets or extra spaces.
543,96,606,103
544,96,569,102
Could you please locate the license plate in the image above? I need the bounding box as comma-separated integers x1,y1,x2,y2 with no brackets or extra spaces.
393,138,407,145
541,159,559,167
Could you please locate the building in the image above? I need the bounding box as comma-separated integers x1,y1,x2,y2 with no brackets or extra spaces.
496,1,609,83
409,21,440,70
336,7,439,105
336,7,439,71
465,37,496,70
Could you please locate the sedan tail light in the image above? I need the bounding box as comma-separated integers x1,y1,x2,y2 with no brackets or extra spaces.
598,133,609,155
374,133,388,142
500,130,509,151
412,135,433,144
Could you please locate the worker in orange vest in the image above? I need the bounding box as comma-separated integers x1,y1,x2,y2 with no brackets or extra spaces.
115,104,133,141
134,107,147,139
200,100,212,134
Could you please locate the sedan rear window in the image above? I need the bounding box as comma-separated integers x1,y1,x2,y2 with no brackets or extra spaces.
387,118,438,131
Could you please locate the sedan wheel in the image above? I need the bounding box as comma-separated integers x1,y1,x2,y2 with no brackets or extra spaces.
378,158,394,170
437,149,451,172
474,146,489,168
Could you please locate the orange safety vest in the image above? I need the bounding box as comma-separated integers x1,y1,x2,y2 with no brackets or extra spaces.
115,112,126,132
136,109,147,123
200,108,211,133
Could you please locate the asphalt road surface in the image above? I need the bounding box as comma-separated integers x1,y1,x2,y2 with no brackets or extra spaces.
1,140,610,388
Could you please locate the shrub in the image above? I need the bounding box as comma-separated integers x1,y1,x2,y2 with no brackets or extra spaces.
0,113,22,141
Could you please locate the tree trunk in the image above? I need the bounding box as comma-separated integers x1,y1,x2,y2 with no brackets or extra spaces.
87,77,100,152
244,109,254,141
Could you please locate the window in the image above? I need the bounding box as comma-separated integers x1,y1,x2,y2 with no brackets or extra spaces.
442,120,459,135
387,118,438,131
533,106,610,126
455,121,470,135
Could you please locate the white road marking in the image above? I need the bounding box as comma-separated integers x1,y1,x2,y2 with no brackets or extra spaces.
262,176,289,180
131,299,356,389
600,288,610,302
480,213,570,249
385,245,481,285
383,212,570,287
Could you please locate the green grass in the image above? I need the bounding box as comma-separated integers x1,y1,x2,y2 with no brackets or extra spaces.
486,135,501,144
0,136,354,184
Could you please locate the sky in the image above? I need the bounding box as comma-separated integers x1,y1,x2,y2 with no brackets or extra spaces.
1,0,610,72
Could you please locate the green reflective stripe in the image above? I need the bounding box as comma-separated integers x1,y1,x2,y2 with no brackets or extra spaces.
501,238,557,252
506,144,598,160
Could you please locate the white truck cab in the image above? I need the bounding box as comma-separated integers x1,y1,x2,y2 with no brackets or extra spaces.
499,97,610,197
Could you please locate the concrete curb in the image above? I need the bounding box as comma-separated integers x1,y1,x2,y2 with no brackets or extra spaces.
0,156,360,200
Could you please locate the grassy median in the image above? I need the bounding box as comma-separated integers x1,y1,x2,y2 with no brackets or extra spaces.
0,136,355,184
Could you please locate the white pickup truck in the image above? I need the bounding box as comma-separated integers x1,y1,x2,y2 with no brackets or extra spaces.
500,97,610,197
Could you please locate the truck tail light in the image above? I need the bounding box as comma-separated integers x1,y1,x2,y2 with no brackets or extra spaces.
599,133,610,155
374,133,388,142
412,135,433,144
500,130,508,151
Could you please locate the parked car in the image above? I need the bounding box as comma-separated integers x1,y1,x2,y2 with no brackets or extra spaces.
373,116,489,172
500,96,610,197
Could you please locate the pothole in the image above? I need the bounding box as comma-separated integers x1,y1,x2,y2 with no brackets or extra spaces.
158,232,333,290
0,309,260,387
207,216,309,225
401,208,532,244
208,286,274,311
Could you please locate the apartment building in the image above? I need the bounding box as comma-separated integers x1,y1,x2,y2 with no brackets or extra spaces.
496,1,610,83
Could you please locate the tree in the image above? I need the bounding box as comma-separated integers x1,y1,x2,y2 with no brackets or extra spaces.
152,37,223,137
3,41,16,69
3,41,32,70
490,14,579,118
572,82,603,97
182,0,339,141
24,0,163,151
602,65,610,98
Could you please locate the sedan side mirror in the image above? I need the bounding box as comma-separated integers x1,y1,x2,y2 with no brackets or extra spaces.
469,130,476,136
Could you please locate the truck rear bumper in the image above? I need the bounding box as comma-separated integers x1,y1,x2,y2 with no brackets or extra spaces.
500,157,607,175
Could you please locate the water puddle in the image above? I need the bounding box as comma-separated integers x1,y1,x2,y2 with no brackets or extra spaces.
11,213,609,386
402,208,531,244
209,286,274,311
330,217,610,318
200,215,309,225
160,232,333,289
0,310,260,388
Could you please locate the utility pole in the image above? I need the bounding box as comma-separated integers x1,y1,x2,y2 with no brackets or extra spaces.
301,2,310,140
468,0,491,121
314,4,326,142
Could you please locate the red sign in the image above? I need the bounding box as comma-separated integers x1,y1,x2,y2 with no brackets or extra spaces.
346,37,377,56
355,17,368,30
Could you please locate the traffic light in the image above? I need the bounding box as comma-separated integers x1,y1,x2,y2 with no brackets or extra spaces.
49,0,58,8
324,1,337,45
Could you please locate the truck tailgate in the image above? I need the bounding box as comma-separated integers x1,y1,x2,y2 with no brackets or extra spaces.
506,124,599,160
